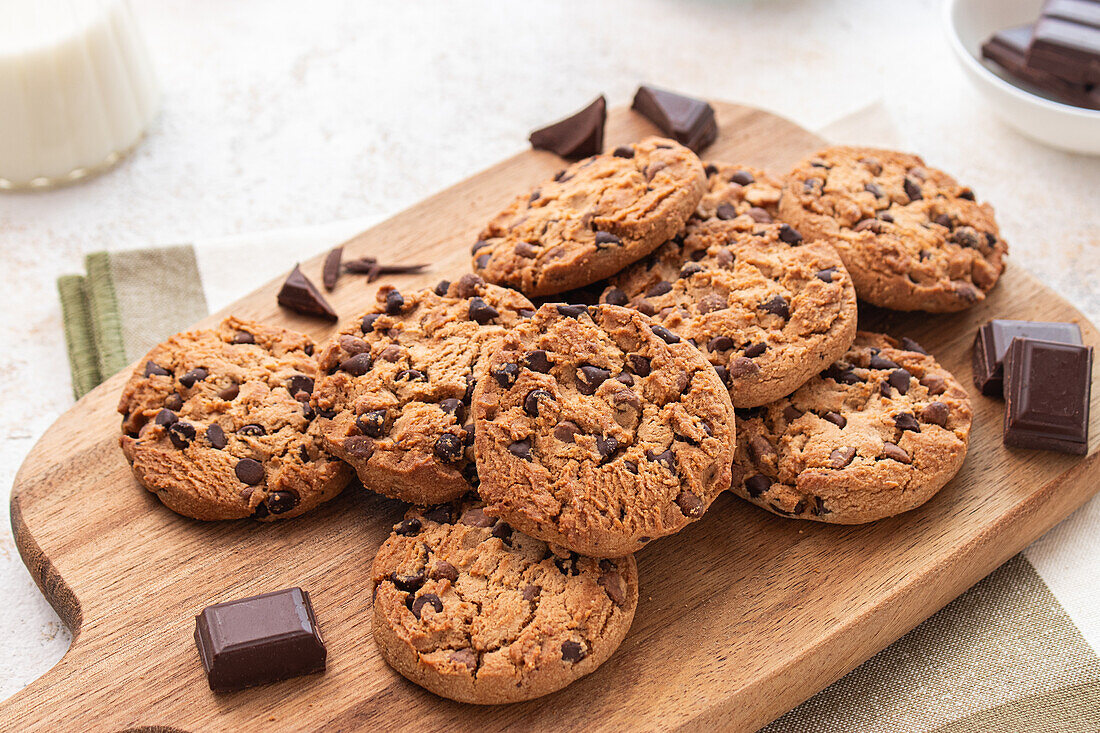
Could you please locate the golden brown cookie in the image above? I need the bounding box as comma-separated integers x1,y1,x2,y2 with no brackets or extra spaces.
602,213,858,408
313,275,534,504
471,137,706,296
371,498,638,704
473,303,736,557
696,162,782,222
730,332,972,524
118,317,351,521
778,146,1007,312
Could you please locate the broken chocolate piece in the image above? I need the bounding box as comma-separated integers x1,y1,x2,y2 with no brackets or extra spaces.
972,319,1083,396
631,85,718,152
1003,337,1092,455
529,95,607,159
277,265,338,321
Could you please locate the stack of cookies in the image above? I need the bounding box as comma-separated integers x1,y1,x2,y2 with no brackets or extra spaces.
118,100,1003,702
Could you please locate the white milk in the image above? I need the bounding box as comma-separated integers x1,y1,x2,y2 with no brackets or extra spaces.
0,0,159,189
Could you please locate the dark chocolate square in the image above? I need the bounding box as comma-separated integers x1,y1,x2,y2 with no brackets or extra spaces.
1028,16,1100,84
972,319,1083,396
1003,338,1093,455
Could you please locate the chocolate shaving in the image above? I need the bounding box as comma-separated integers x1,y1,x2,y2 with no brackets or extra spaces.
322,245,343,291
343,257,429,282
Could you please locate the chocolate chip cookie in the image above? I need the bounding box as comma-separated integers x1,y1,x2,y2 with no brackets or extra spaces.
473,303,736,557
779,146,1008,312
730,332,972,524
371,498,638,704
696,163,782,223
471,137,707,297
118,317,352,521
313,276,534,504
603,214,858,408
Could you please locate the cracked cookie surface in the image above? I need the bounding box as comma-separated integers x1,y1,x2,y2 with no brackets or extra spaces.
730,332,972,524
371,498,638,704
473,303,736,557
696,162,782,222
313,275,534,504
779,146,1007,312
603,213,857,408
471,136,706,297
118,317,352,521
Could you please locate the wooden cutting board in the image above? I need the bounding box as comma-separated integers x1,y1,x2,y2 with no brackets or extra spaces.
4,103,1099,733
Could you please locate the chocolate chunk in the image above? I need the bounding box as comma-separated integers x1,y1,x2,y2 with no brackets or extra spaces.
322,246,342,290
822,363,862,385
343,435,375,460
777,224,803,245
491,521,513,544
651,324,680,344
523,350,554,373
561,640,587,663
524,389,554,417
155,408,178,427
823,411,847,429
554,421,580,442
888,368,912,394
921,401,950,427
895,413,921,432
266,490,299,515
287,374,315,398
900,337,927,355
340,353,373,376
433,434,463,463
163,392,184,411
434,280,451,296
439,398,465,421
385,289,405,315
394,517,422,536
675,490,704,517
646,281,672,297
830,447,856,469
409,593,443,620
179,367,208,388
864,182,885,197
206,424,227,449
1028,14,1100,85
492,363,519,387
234,458,264,485
596,435,619,463
603,288,629,306
528,95,606,159
471,240,490,255
1003,337,1093,454
231,331,255,345
745,474,771,497
708,336,734,352
556,304,588,319
144,360,171,377
508,439,532,460
744,342,767,358
816,267,838,283
715,202,738,220
468,297,499,324
361,313,380,333
167,421,196,450
882,442,911,464
577,365,611,395
727,356,760,379
595,231,622,247
194,587,325,692
391,569,427,593
869,353,900,370
432,561,460,582
627,355,652,376
972,319,1083,396
277,265,338,321
631,85,717,152
356,410,387,438
616,371,634,387
645,448,675,472
760,294,790,319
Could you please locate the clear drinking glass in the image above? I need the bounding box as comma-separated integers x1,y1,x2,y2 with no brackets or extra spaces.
0,0,160,190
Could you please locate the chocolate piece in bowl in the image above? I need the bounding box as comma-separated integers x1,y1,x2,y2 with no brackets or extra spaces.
1027,12,1100,85
1003,338,1093,455
631,85,717,152
529,95,606,159
972,319,1083,396
981,25,1100,110
194,587,327,692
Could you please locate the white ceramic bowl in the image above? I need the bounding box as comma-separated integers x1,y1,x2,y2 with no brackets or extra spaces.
944,0,1100,155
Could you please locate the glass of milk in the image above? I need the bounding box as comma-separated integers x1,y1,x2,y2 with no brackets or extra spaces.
0,0,160,190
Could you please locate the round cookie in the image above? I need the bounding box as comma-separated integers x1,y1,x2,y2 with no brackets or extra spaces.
371,498,638,704
471,136,706,297
696,162,783,222
117,317,352,521
730,332,972,524
313,275,535,504
778,146,1008,312
473,303,736,557
602,214,858,408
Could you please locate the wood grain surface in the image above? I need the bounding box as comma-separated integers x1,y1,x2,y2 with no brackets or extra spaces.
4,103,1099,732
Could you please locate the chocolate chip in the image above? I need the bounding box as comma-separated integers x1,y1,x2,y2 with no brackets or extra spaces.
343,435,375,459
394,517,421,536
161,392,183,411
959,188,976,200
594,231,622,248
708,336,734,352
523,350,553,373
596,435,618,463
623,460,639,475
440,399,465,423
464,375,477,402
422,503,456,525
854,218,883,234
287,374,315,397
144,361,170,377
821,363,862,384
735,406,762,421
627,355,651,376
888,368,912,394
460,507,494,527
431,561,459,582
206,424,227,449
895,413,921,432
238,423,266,437
391,569,427,592
612,145,634,158
561,640,587,663
340,353,373,376
234,458,264,485
803,177,821,193
646,281,672,298
361,313,380,333
783,405,803,422
698,293,727,314
728,169,755,185
645,448,675,472
524,389,554,417
950,227,983,249
396,369,427,382
508,440,532,460
266,490,299,515
715,202,738,220
869,353,900,369
518,308,535,318
823,411,847,429
651,324,680,344
748,435,775,465
179,367,208,388
816,267,838,283
603,288,629,306
299,445,310,462
556,304,588,318
385,289,405,315
491,521,513,544
434,280,451,296
903,177,923,201
635,299,656,316
745,474,771,497
155,409,178,427
882,442,911,463
492,363,519,387
921,401,949,427
468,297,500,324
409,593,442,620
433,434,463,463
863,182,885,197
830,447,856,469
554,421,580,442
678,264,704,280
676,490,705,517
901,337,927,355
727,356,759,379
760,294,789,319
355,410,387,438
777,224,803,244
616,371,634,386
747,207,772,223
232,331,255,345
577,365,611,395
166,421,195,450
743,342,767,358
471,239,490,255
715,248,734,268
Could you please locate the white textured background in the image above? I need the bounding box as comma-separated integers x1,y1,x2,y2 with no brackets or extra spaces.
2,0,1100,706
